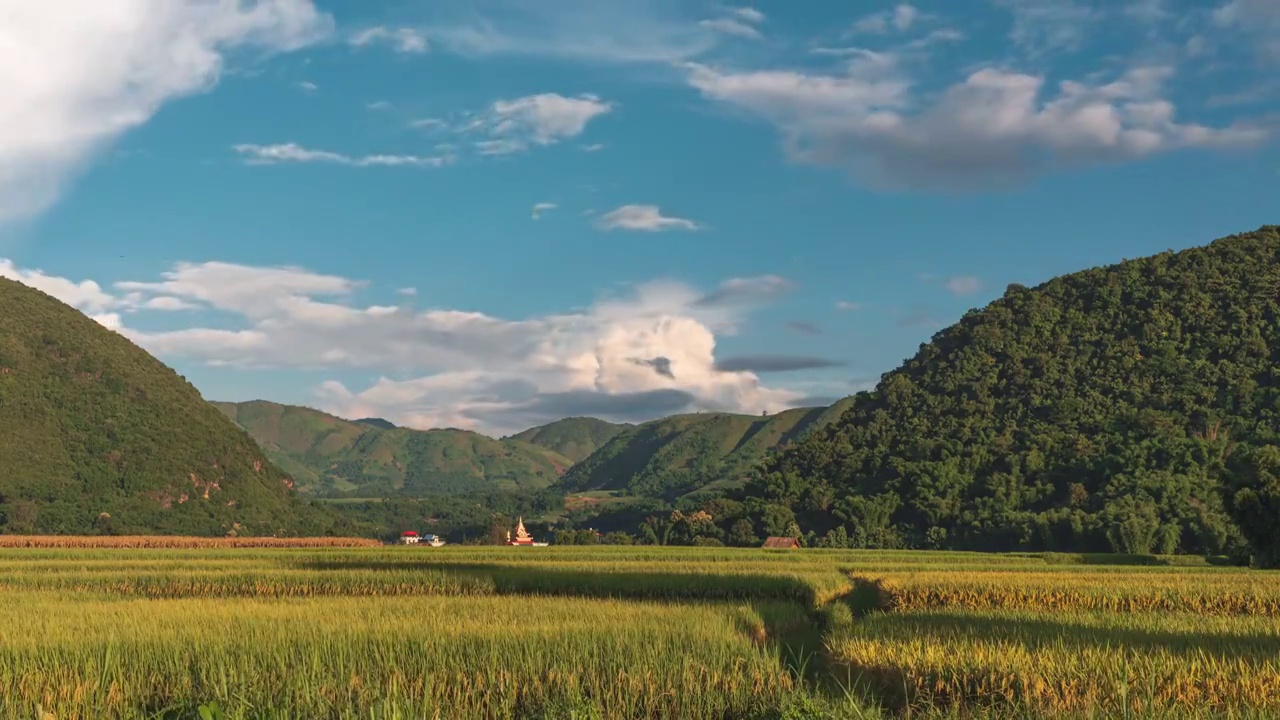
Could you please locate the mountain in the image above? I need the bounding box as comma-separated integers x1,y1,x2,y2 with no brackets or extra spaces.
0,278,337,536
212,400,572,497
559,398,856,499
757,226,1280,555
356,417,396,430
508,417,629,463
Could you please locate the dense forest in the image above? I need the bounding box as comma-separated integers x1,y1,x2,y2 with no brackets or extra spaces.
0,279,342,536
732,227,1280,560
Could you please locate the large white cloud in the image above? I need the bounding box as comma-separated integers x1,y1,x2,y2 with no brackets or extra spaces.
687,59,1268,191
0,0,333,225
2,258,809,435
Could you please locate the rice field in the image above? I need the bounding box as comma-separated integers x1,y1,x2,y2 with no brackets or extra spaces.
2,544,1277,719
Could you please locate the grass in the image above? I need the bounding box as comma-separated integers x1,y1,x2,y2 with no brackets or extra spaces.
2,546,1277,718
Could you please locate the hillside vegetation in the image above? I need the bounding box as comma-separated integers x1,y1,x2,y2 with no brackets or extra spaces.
213,401,573,497
560,398,855,499
508,417,629,463
752,226,1280,556
0,278,337,536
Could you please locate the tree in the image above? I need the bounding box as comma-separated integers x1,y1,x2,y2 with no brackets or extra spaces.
728,518,757,547
1221,445,1280,568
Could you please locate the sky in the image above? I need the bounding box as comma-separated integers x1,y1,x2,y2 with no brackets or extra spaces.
0,0,1276,437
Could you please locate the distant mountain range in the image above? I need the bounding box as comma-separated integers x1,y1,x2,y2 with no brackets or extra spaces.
211,398,852,500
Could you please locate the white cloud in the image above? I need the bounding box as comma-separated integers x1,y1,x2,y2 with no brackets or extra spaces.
397,287,418,296
732,7,766,24
0,0,332,226
1214,0,1280,59
141,296,199,311
366,100,393,111
2,257,807,435
687,62,1268,190
581,143,607,152
835,300,862,311
597,205,700,232
532,202,557,219
232,143,449,168
296,80,318,92
0,259,118,313
851,3,923,34
421,0,719,64
993,0,1097,56
699,18,762,40
473,93,613,155
349,26,429,54
943,275,983,296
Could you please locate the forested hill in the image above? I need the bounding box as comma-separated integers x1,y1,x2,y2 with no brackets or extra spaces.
508,417,629,463
560,398,856,499
213,400,575,497
754,226,1280,555
0,278,339,536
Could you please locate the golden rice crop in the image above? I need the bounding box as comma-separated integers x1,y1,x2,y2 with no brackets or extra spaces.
851,568,1280,616
0,535,380,548
0,592,802,719
3,545,1276,718
827,607,1280,717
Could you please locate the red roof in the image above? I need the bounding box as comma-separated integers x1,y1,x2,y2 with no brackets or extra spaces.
401,531,419,536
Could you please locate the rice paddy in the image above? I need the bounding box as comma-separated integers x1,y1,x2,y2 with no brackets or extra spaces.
3,544,1277,718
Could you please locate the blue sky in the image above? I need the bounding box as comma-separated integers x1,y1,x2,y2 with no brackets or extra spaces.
0,0,1276,436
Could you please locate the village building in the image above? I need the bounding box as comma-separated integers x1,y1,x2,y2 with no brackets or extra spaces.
421,534,445,548
761,536,801,549
400,531,420,545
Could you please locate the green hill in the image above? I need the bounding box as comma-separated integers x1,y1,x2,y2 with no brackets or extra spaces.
0,278,338,536
756,226,1280,555
559,397,856,499
508,417,629,463
212,401,572,497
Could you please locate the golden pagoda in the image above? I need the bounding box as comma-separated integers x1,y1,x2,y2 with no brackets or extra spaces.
506,517,535,545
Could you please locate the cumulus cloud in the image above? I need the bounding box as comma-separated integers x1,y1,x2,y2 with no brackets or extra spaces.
232,143,449,168
296,80,319,92
687,61,1269,191
349,26,429,53
0,0,332,225
943,275,983,296
532,202,557,219
2,258,808,435
596,205,700,232
835,300,863,311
